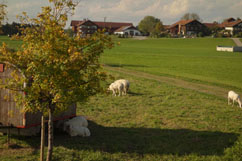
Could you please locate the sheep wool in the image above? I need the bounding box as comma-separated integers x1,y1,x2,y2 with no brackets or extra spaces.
114,79,130,95
228,90,242,108
63,116,91,137
108,82,124,96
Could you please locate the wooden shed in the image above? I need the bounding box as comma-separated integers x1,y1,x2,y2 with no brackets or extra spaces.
0,63,76,135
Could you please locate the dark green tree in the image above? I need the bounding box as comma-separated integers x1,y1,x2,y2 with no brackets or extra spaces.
181,13,202,21
138,16,163,36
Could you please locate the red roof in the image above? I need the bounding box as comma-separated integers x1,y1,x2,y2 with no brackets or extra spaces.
77,20,98,26
71,20,133,29
203,23,219,28
219,20,242,28
169,19,196,28
70,20,81,26
94,21,133,28
226,20,242,27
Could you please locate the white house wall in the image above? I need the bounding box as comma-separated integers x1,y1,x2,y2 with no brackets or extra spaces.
115,29,141,36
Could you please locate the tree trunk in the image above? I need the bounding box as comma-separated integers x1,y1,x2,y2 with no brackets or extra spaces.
46,108,53,161
40,115,45,161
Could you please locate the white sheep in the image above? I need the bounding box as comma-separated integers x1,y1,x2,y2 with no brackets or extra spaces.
228,90,242,108
67,126,90,137
108,81,124,96
63,116,90,137
115,79,130,95
63,116,88,129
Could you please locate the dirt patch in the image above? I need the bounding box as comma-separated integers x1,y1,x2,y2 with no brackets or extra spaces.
132,36,148,40
104,65,229,98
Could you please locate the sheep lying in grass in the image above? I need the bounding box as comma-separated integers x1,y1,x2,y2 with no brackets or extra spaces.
63,116,90,137
228,91,242,108
67,126,90,137
115,79,130,95
108,81,124,96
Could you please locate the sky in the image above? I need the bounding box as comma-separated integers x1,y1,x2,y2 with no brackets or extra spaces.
4,0,242,27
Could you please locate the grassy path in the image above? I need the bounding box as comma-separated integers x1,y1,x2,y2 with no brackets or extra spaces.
104,65,229,99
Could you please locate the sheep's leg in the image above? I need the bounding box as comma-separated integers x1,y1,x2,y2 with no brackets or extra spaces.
118,89,121,96
232,99,234,106
112,90,116,96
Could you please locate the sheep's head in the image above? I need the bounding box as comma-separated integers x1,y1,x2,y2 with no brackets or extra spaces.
107,83,114,91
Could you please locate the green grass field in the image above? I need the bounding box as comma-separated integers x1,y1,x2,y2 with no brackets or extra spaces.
1,36,242,161
0,36,22,49
1,71,242,161
102,38,242,90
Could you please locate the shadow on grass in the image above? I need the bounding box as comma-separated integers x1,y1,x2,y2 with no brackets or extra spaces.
52,121,239,156
128,91,144,96
7,121,239,156
105,63,148,68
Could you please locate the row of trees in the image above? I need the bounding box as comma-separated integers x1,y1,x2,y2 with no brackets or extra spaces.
0,22,74,37
0,22,28,36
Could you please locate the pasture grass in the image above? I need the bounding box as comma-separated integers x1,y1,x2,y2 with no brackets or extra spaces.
1,36,242,160
0,36,22,49
102,37,242,90
1,71,242,160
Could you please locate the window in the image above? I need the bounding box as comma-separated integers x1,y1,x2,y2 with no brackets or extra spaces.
91,26,97,29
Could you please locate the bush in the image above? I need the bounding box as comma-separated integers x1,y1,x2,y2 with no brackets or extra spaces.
233,32,242,38
198,32,204,37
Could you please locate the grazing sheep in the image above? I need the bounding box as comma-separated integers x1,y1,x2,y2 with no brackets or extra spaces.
115,79,130,95
228,91,242,108
63,116,90,137
108,81,124,96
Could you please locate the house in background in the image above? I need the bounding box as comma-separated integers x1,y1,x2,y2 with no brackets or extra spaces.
225,20,242,35
219,18,242,35
75,20,98,36
114,25,141,36
70,19,133,36
169,19,208,36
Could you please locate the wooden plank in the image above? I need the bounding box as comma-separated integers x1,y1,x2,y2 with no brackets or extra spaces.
1,66,76,128
0,64,4,72
0,67,24,127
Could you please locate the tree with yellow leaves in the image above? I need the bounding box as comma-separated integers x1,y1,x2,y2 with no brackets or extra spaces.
0,0,112,160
